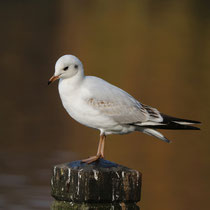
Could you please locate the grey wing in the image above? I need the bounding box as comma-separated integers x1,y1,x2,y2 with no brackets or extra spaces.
86,85,163,124
84,76,163,125
87,96,147,124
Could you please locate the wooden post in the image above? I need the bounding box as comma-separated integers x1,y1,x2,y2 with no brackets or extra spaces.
51,159,142,209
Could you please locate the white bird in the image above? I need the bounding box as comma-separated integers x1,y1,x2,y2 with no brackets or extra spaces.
48,55,200,163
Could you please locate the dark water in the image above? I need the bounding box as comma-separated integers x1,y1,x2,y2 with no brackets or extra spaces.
0,1,210,209
0,150,78,209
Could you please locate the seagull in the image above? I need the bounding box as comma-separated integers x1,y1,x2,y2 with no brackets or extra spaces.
48,55,201,163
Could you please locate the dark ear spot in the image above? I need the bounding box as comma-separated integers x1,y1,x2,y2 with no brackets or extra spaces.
74,65,78,69
63,66,68,71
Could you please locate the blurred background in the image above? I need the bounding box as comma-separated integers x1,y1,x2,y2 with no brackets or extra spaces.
0,0,209,209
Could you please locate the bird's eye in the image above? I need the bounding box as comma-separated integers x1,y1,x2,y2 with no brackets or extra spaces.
74,65,78,69
63,66,68,71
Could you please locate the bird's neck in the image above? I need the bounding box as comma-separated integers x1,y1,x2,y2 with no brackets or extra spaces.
58,70,85,94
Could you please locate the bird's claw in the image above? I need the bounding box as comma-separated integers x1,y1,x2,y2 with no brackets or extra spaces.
82,154,103,164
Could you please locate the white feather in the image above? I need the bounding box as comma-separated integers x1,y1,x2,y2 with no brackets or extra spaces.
136,122,165,126
140,128,171,143
173,121,194,125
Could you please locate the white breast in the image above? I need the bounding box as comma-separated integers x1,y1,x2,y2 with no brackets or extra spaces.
58,78,117,131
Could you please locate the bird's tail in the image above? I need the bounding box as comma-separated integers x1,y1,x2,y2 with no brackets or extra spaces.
135,114,201,143
140,128,171,143
144,114,201,130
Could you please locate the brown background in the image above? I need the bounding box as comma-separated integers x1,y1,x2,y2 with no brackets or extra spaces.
0,0,209,209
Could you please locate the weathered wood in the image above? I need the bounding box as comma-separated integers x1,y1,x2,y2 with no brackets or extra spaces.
51,159,141,208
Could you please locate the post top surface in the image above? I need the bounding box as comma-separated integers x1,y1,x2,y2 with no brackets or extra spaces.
61,158,130,170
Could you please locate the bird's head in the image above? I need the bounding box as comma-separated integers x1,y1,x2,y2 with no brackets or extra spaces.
48,55,83,85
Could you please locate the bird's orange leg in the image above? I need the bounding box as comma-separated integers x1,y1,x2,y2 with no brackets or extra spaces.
100,135,105,158
96,135,103,156
82,135,106,164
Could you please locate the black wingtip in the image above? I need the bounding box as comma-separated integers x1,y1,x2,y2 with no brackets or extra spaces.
142,122,201,130
190,126,200,130
161,113,201,124
183,119,201,124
